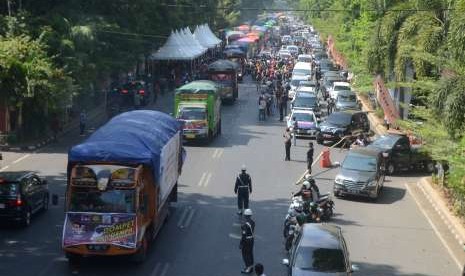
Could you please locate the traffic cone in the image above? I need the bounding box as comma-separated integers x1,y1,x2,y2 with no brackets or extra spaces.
320,147,332,168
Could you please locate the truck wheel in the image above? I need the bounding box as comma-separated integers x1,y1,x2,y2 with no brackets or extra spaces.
425,161,435,173
132,235,148,263
387,162,395,175
66,252,82,265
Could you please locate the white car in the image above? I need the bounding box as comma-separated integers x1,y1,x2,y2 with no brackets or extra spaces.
297,54,313,63
288,75,309,99
286,45,299,56
286,109,320,138
292,62,312,79
279,50,292,59
329,81,351,100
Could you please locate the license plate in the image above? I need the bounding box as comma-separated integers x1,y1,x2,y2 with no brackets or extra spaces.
0,203,4,209
323,134,332,138
185,134,196,139
348,189,359,194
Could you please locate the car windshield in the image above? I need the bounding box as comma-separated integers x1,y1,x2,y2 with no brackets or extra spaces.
338,94,356,102
343,153,377,172
293,69,311,76
334,85,351,91
294,96,317,108
326,113,352,126
291,79,305,87
179,107,206,120
372,136,398,149
293,113,314,122
69,188,135,213
293,246,346,272
298,57,312,63
0,183,18,196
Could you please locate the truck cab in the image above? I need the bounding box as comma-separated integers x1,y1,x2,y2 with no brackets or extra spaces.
208,59,238,102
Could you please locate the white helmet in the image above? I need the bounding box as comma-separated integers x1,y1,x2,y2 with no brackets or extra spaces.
303,181,310,189
243,209,253,216
241,164,247,171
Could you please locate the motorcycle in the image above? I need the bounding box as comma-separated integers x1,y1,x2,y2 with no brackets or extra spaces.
315,194,335,221
285,223,299,251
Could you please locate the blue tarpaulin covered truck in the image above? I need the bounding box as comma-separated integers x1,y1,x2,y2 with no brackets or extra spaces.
63,110,185,263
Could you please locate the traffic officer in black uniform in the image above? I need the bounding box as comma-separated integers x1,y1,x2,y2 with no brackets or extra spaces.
240,209,255,274
234,165,252,215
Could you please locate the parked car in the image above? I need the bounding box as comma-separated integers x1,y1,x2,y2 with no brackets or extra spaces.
367,133,435,175
291,92,321,117
334,148,386,199
329,81,351,100
321,75,344,99
282,223,358,276
316,111,370,145
286,109,320,138
335,91,361,111
0,172,49,226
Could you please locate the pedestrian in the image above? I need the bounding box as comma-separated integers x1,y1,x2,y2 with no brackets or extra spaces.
240,209,255,274
327,98,334,115
234,165,252,215
292,116,298,146
283,127,292,161
307,142,314,174
254,263,266,276
280,90,288,120
79,110,87,136
258,94,267,121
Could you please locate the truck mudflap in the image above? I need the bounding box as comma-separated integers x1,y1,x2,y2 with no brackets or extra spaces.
62,212,138,251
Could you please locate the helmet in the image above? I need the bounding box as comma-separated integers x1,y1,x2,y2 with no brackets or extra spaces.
303,181,310,189
243,209,253,216
241,164,246,171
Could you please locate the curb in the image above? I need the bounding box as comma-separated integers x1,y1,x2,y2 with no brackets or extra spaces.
418,177,465,250
356,94,387,136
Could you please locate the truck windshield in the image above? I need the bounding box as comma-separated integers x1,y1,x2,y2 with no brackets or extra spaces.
69,188,135,213
179,107,206,120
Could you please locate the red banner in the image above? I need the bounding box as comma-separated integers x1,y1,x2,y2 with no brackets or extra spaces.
374,75,399,125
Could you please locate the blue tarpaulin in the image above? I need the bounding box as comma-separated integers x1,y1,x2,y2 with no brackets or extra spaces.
68,110,183,181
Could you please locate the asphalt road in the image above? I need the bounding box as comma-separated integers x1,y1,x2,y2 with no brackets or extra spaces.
0,77,461,276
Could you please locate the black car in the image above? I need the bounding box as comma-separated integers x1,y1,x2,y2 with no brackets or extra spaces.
316,111,370,145
334,148,385,200
283,224,358,275
367,133,435,175
0,172,49,226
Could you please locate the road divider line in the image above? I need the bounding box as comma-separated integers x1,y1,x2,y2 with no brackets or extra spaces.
150,263,162,276
405,183,463,271
177,207,190,228
12,154,31,164
212,148,219,158
216,149,224,159
203,172,212,187
0,165,9,172
160,263,170,276
197,172,207,187
183,209,196,228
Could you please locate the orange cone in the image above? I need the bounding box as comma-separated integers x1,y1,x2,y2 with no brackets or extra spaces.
320,147,332,168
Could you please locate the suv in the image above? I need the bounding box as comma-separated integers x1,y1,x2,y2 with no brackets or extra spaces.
316,111,370,145
334,148,385,200
0,172,49,226
335,91,360,111
283,223,358,275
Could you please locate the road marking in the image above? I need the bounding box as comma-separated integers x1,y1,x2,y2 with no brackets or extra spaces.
177,207,190,228
160,263,170,276
203,172,212,187
212,148,220,158
216,149,224,159
405,183,463,271
183,209,196,228
150,263,162,276
197,172,207,187
0,165,9,172
12,154,31,164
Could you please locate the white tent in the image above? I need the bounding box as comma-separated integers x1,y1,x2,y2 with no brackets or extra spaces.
201,24,222,46
183,27,207,55
151,31,195,60
194,25,215,48
177,29,206,57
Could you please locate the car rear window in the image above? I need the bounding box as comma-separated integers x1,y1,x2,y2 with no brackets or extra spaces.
0,183,19,196
293,246,346,272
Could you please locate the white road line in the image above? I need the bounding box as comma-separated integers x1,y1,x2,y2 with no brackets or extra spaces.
0,165,9,172
160,263,170,276
177,207,190,228
212,148,219,158
405,183,463,271
197,172,207,187
150,263,162,276
216,149,224,159
12,154,31,164
203,172,212,187
183,209,196,228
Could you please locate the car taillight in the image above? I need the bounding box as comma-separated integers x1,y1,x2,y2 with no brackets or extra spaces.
138,90,145,95
121,89,129,94
7,196,22,207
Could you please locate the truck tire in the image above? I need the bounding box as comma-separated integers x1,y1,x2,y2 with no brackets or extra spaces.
66,252,82,265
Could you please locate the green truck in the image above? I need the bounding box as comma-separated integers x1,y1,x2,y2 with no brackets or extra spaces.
174,80,222,141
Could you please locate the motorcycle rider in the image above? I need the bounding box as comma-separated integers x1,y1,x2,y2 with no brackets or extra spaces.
235,165,252,215
240,209,255,274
